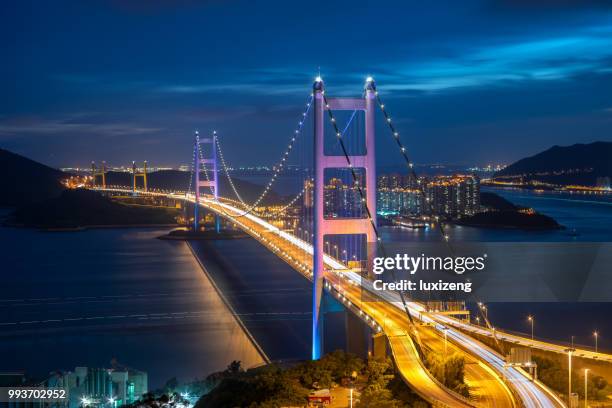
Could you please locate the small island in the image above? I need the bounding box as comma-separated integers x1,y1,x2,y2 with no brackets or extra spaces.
455,192,562,230
159,228,249,240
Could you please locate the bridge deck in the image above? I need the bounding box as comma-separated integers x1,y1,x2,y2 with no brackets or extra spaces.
94,188,574,408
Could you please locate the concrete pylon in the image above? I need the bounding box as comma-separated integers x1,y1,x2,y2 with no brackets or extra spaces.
193,131,219,232
312,77,377,360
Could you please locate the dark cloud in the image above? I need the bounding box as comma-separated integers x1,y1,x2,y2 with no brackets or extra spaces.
489,0,612,11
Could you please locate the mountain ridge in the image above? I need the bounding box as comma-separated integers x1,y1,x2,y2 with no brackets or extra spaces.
0,148,67,206
495,141,612,186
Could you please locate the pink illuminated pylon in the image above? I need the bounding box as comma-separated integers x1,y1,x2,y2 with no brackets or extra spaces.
311,77,377,360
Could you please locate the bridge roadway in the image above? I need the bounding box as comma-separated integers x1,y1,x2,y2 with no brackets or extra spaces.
97,188,576,407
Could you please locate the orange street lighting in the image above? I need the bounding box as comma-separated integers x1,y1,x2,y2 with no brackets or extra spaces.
584,368,589,408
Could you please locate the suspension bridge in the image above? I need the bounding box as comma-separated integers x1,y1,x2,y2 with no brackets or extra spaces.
88,77,611,408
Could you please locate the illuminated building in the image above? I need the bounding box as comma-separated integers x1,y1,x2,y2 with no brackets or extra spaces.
44,366,147,408
303,178,314,208
425,174,480,218
324,177,363,218
377,174,422,215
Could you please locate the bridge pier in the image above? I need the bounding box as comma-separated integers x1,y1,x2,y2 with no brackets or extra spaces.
322,292,375,359
323,302,390,360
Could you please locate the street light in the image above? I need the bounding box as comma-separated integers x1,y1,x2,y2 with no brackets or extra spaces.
566,348,576,405
349,388,353,408
584,368,589,408
593,331,599,353
527,315,534,340
442,327,449,358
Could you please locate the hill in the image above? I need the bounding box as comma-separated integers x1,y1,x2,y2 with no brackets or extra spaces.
495,142,612,186
0,148,67,206
10,189,177,228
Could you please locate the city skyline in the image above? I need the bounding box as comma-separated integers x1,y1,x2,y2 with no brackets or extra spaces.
2,1,612,168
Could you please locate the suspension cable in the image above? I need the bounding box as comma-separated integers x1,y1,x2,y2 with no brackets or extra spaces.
320,88,418,328
214,130,246,204
213,94,314,217
373,87,454,252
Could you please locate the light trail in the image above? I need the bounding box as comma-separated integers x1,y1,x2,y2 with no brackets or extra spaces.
94,188,588,407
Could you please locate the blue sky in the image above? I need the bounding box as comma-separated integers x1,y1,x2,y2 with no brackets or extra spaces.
1,0,611,167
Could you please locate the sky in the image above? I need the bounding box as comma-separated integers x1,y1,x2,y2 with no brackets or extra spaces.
1,0,612,168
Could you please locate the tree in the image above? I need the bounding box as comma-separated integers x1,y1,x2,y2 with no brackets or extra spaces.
356,388,402,408
365,358,392,390
425,353,469,397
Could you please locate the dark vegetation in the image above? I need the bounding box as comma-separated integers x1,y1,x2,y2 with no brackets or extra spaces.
457,192,561,230
494,142,612,186
457,210,561,230
0,148,66,206
424,353,469,397
533,356,609,401
10,189,177,228
479,192,518,211
149,351,429,408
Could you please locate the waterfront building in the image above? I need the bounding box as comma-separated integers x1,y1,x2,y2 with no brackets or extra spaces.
376,174,423,216
59,366,147,408
424,174,480,218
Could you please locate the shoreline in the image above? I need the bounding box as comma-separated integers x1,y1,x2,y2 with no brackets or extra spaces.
2,222,180,232
452,221,565,231
483,184,612,197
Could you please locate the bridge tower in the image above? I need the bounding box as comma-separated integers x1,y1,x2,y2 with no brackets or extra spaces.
193,131,220,232
91,161,107,188
132,161,148,193
311,77,377,360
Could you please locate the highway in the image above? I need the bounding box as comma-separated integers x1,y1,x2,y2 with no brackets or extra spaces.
435,316,612,363
193,193,565,408
94,188,575,407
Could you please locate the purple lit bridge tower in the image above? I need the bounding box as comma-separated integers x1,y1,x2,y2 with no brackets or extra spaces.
193,131,220,233
311,77,378,360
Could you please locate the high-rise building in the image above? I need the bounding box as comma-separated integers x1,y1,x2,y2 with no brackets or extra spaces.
324,177,363,218
424,174,480,218
376,174,423,216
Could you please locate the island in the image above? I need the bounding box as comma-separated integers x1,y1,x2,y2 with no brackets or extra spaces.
454,192,562,230
6,189,179,230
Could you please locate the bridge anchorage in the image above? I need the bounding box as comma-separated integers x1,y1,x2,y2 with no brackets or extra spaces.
91,161,107,188
132,160,148,194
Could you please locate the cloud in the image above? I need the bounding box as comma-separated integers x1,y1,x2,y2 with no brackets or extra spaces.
370,30,612,94
154,30,612,97
0,115,162,139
